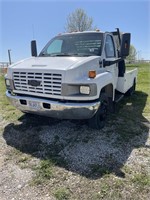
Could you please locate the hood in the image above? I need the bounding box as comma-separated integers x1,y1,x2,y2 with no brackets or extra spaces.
9,56,96,71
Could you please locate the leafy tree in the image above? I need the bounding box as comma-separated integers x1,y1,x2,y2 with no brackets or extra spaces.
65,8,96,32
126,45,137,63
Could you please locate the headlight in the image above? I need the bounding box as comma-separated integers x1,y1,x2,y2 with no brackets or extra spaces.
61,83,97,96
80,86,90,95
5,79,11,87
5,78,14,91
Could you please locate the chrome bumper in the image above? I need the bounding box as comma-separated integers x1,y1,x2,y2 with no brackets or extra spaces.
6,91,100,119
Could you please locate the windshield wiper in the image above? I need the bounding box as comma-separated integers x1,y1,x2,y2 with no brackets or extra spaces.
70,53,95,57
52,53,75,57
40,53,75,57
40,52,96,57
53,53,95,57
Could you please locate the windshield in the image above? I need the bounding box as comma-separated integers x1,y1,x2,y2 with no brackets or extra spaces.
39,33,103,57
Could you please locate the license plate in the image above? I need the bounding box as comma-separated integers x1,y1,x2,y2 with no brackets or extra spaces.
28,101,40,109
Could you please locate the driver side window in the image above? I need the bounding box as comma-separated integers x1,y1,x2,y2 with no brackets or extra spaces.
47,39,63,54
105,35,116,58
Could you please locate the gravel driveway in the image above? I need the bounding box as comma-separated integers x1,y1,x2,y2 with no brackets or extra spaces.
0,109,150,200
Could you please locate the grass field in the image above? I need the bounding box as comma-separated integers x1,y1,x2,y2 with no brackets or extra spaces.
0,63,150,200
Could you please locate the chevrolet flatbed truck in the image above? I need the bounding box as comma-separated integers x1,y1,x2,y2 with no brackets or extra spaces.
5,29,137,129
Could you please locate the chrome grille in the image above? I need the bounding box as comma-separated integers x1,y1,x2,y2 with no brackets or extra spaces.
13,72,62,96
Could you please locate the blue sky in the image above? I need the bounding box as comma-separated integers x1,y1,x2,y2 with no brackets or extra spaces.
0,0,150,62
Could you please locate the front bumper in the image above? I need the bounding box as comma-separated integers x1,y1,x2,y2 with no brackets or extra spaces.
6,91,100,119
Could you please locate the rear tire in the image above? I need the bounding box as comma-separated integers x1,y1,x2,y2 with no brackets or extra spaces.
88,94,109,129
126,79,136,96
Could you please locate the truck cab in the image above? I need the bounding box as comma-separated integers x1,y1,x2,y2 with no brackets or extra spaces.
5,29,137,129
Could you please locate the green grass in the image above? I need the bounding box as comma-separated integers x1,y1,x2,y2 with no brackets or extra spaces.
54,188,70,200
31,159,54,185
131,172,150,189
0,76,23,122
127,62,150,99
0,62,150,200
109,62,150,143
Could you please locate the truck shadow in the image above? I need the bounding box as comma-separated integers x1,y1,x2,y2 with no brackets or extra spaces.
3,91,149,179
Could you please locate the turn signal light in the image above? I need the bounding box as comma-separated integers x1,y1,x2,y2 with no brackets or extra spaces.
89,70,96,78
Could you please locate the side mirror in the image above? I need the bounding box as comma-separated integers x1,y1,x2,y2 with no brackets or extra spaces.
119,33,131,58
31,40,37,57
103,58,122,67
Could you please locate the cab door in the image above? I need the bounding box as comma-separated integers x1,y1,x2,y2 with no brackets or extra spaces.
104,34,118,88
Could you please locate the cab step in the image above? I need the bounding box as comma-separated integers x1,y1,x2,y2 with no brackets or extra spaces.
115,94,124,103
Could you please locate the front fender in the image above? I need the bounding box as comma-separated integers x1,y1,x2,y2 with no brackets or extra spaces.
94,71,114,99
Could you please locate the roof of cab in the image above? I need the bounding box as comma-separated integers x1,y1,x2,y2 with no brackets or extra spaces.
57,30,104,36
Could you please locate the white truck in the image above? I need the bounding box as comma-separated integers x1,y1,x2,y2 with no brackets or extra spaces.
5,29,137,129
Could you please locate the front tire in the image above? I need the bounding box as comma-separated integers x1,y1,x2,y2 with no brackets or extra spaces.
88,94,109,129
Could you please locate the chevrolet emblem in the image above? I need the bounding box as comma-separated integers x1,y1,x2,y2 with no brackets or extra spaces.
28,80,41,87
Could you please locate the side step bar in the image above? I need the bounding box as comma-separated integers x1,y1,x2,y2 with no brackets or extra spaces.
114,94,124,103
